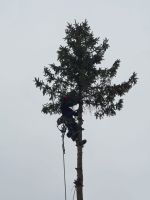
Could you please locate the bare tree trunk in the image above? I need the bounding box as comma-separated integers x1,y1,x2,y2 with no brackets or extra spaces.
75,100,84,200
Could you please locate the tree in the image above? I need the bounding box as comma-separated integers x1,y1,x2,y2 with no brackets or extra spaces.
34,20,137,200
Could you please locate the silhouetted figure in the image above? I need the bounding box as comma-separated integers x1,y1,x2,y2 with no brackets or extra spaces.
57,93,87,145
59,95,79,141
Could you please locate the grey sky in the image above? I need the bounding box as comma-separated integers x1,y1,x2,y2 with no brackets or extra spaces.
0,0,150,199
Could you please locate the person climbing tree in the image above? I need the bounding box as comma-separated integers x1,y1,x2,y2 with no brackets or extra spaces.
57,92,87,145
34,20,137,200
58,93,79,140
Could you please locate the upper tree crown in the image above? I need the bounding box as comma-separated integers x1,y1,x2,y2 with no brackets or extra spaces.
35,20,137,119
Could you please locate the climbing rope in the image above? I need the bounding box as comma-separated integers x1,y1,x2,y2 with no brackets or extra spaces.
61,131,67,200
57,121,67,200
73,187,76,200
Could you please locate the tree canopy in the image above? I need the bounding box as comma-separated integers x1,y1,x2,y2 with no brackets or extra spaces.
34,20,137,119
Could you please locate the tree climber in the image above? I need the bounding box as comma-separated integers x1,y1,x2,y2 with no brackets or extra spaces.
57,92,86,145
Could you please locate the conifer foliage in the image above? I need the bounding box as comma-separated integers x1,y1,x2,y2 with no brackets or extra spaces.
34,20,137,200
35,20,137,119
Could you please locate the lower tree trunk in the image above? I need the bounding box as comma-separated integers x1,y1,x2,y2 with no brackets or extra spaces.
76,134,83,200
75,100,84,200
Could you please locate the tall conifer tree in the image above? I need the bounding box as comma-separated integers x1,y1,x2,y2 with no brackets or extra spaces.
35,20,137,200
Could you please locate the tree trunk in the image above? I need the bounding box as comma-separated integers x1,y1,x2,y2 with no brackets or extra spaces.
75,100,84,200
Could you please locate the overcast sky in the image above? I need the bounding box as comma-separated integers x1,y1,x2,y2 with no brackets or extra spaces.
0,0,150,200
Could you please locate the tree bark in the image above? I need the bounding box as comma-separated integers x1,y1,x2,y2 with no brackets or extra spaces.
75,99,84,200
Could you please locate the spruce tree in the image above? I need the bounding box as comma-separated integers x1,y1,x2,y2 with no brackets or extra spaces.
34,20,137,200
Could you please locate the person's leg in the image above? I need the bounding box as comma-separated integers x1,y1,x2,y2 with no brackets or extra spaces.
65,118,79,140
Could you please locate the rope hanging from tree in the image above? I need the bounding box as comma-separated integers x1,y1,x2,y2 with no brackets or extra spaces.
57,124,67,200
